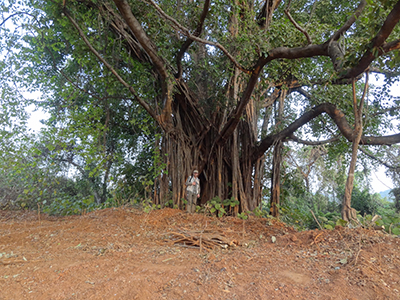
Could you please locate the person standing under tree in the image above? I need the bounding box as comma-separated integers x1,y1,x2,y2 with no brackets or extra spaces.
185,170,200,213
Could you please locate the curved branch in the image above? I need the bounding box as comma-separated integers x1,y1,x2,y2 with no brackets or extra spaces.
0,12,39,27
217,44,329,143
113,0,168,80
217,58,266,143
284,9,312,44
252,102,400,161
359,146,400,171
343,0,400,78
145,0,250,74
175,0,211,79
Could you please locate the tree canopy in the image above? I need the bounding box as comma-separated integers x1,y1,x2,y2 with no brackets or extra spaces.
1,0,400,221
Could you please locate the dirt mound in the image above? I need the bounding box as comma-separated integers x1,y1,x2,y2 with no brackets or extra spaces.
1,207,399,299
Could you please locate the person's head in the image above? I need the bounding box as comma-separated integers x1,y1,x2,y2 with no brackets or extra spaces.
193,170,199,177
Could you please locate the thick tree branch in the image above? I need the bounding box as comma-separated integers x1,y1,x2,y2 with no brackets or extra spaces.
101,3,152,64
217,43,329,143
217,60,265,143
383,38,400,52
63,8,159,124
112,0,175,125
262,43,328,61
343,0,400,78
252,102,400,161
175,0,211,79
284,9,312,44
145,0,250,74
113,0,168,80
257,0,282,29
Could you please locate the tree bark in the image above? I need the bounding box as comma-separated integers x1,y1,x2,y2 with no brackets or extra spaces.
270,89,286,217
342,75,369,221
270,140,283,217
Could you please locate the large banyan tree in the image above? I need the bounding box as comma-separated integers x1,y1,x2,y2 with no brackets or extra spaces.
4,0,400,219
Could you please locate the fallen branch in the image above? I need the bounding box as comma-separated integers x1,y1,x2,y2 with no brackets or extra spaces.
167,229,239,250
0,259,38,265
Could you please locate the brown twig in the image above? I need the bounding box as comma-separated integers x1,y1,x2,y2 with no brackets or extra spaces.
284,10,312,44
167,229,238,250
0,259,39,265
310,232,324,245
353,235,363,266
310,209,323,230
145,0,250,74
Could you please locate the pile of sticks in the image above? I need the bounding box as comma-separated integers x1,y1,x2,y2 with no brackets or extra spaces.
167,229,239,251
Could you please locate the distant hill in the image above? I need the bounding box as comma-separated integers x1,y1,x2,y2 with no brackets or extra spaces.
379,189,394,202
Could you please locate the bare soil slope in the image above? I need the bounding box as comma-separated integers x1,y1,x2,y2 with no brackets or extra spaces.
0,207,399,299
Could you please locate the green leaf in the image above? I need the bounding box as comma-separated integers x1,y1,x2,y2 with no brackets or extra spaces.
392,227,400,235
339,257,348,264
336,219,348,227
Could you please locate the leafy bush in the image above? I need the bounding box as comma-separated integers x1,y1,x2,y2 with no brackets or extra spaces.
374,211,400,235
42,196,98,216
206,196,239,217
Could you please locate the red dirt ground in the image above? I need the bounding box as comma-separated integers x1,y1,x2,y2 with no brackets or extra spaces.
1,207,399,299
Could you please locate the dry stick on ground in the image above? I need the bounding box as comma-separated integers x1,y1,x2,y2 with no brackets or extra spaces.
310,209,323,230
353,234,363,266
378,242,382,268
0,258,41,265
199,221,208,254
168,229,238,250
336,231,354,257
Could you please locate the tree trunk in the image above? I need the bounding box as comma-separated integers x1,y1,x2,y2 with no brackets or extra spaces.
341,75,369,221
269,89,286,217
341,136,361,221
270,140,283,217
149,81,263,213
